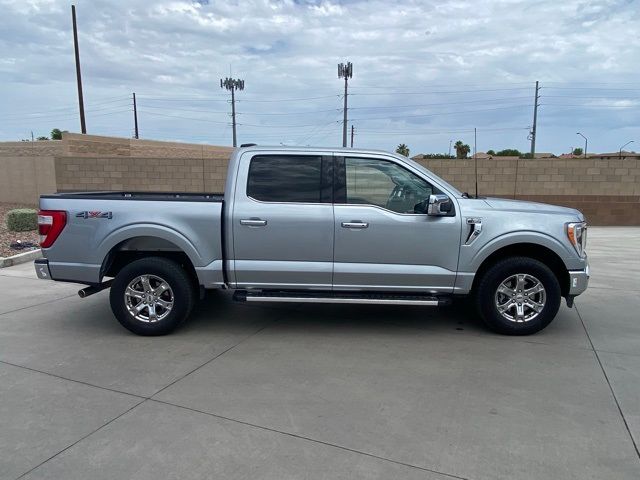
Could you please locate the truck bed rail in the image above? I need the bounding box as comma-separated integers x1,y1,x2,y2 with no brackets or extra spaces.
41,191,224,202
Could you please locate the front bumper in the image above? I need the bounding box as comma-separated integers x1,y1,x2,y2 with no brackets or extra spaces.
568,263,590,296
34,258,51,280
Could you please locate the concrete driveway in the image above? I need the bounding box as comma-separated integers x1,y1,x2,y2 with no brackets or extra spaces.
1,227,639,480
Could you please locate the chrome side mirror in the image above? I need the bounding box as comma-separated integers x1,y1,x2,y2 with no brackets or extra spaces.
427,194,452,216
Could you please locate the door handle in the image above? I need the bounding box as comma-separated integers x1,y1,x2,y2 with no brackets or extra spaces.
341,221,369,229
240,219,267,227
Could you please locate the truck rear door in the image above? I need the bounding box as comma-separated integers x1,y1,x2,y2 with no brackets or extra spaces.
231,152,334,289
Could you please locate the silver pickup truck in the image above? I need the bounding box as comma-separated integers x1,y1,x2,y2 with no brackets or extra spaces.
34,146,589,336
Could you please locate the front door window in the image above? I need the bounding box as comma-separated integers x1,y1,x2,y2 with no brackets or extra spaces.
345,157,433,213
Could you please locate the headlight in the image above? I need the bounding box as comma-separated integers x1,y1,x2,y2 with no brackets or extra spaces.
566,222,587,257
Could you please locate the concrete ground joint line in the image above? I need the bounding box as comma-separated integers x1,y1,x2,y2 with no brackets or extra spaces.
148,315,284,400
15,399,148,480
147,398,473,480
0,359,146,400
0,293,78,317
575,304,640,461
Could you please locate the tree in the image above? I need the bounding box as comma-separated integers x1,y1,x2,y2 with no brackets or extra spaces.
486,149,495,155
573,148,583,156
37,136,49,141
51,128,63,140
454,140,470,159
495,148,521,156
396,144,410,157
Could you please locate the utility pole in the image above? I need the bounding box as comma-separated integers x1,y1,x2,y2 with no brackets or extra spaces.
71,5,86,134
338,62,353,148
220,77,244,147
529,80,539,157
474,127,478,198
448,140,452,157
132,93,139,139
350,125,354,148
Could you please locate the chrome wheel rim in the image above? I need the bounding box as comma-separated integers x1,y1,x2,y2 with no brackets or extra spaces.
494,273,546,323
124,274,174,323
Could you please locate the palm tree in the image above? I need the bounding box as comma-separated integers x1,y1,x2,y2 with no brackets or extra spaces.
454,140,470,159
396,143,410,157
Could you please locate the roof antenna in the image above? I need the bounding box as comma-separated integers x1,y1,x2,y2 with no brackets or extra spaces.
474,127,478,198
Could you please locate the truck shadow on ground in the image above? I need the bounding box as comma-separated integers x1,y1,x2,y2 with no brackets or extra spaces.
186,290,485,336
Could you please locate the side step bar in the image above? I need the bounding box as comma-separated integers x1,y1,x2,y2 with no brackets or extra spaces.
234,290,451,306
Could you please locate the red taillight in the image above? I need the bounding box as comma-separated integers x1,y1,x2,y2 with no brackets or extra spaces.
38,210,67,248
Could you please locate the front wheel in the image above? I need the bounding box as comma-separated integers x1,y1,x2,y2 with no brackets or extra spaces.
109,257,196,336
475,256,561,335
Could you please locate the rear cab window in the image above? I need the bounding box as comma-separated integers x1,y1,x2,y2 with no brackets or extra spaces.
247,155,331,203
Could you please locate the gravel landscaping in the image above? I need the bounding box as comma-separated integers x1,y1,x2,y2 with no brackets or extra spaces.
0,203,39,258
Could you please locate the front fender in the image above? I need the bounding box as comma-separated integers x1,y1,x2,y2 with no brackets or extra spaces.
465,230,581,272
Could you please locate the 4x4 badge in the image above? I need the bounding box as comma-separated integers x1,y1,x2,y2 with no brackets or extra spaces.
76,211,112,219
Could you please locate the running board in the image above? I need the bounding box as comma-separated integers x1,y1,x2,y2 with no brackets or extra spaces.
234,290,451,306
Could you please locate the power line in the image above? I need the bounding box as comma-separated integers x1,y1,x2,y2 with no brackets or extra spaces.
240,94,341,103
137,104,339,116
544,86,640,91
139,110,230,125
350,87,533,96
349,104,532,122
348,96,532,110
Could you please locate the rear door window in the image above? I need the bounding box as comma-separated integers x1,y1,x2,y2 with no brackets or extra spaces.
247,155,323,203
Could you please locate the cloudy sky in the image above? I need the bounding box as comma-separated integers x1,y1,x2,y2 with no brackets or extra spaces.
1,0,639,154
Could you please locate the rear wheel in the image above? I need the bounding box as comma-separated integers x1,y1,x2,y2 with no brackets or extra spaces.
475,256,561,335
110,257,196,336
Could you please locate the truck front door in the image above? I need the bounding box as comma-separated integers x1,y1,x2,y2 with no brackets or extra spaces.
231,153,334,289
332,155,460,293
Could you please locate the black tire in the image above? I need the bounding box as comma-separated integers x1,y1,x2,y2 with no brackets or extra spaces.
474,256,561,335
109,257,196,336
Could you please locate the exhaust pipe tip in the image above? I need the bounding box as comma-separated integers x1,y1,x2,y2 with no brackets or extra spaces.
77,280,113,299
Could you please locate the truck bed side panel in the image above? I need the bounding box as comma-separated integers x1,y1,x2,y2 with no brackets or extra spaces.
39,196,223,286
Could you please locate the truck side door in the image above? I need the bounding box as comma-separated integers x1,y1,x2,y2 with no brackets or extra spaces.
231,153,334,289
332,155,460,293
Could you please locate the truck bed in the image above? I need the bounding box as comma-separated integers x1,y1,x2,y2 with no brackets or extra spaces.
39,192,225,287
42,191,224,202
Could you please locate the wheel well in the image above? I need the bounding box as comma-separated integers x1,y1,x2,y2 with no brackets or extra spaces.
101,236,198,285
472,243,569,297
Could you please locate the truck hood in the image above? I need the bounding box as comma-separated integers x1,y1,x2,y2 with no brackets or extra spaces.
482,197,583,219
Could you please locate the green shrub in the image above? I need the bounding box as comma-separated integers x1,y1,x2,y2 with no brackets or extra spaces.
6,209,38,232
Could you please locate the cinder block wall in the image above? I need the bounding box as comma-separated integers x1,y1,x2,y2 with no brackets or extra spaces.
0,142,62,204
56,155,230,193
2,133,639,224
414,156,640,225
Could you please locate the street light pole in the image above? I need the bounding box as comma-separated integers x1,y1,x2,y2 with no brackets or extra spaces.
576,132,588,158
619,140,634,159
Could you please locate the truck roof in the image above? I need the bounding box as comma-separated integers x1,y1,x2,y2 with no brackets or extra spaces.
235,145,400,157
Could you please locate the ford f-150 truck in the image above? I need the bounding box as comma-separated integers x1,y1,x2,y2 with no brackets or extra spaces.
34,146,589,336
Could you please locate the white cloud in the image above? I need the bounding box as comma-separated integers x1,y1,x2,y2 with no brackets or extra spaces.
0,0,638,154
